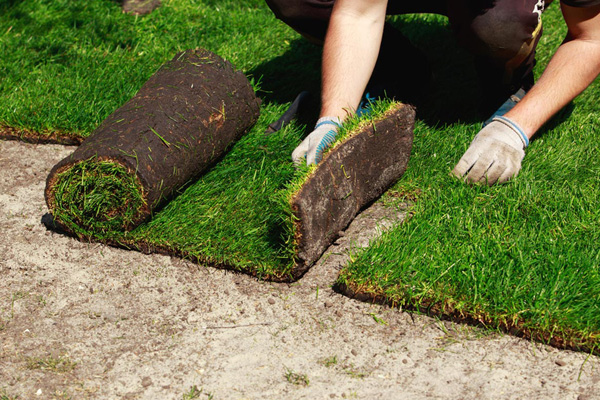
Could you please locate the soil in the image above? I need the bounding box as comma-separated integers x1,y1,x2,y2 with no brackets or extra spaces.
1,139,599,400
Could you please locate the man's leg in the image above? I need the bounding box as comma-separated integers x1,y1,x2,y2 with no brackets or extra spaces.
264,0,333,44
265,0,443,104
447,0,552,116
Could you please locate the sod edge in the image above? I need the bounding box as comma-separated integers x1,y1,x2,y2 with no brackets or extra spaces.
336,265,600,356
0,125,84,145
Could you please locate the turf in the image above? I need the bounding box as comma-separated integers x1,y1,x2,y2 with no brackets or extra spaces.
46,100,403,281
337,8,600,352
2,0,599,350
44,48,261,240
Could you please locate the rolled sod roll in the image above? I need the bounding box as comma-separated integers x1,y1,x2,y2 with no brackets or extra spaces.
45,48,261,237
290,103,415,276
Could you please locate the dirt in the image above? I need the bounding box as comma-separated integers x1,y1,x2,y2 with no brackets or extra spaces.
1,139,599,400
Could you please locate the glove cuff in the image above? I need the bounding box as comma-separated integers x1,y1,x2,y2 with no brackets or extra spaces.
315,116,342,130
492,116,529,148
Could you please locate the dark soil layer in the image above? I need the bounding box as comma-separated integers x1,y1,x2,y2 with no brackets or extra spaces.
291,104,415,277
0,126,83,145
45,48,260,236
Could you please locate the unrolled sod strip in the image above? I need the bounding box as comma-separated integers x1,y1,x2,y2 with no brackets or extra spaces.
45,48,261,238
289,102,415,278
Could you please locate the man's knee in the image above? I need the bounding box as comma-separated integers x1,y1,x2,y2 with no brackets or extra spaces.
266,0,303,22
265,0,334,41
469,1,544,62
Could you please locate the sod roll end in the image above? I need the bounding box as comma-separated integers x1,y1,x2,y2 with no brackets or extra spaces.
45,48,260,237
290,102,415,277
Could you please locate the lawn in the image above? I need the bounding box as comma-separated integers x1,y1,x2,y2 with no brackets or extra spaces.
336,7,600,352
1,0,598,351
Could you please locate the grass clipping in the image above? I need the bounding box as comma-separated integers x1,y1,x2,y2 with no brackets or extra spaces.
45,48,261,239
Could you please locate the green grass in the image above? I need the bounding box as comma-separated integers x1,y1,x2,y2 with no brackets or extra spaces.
25,354,77,373
1,1,599,350
181,385,213,400
0,392,19,400
284,368,310,386
0,0,305,140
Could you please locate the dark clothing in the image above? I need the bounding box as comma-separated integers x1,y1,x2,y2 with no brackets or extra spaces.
562,0,600,6
265,0,552,105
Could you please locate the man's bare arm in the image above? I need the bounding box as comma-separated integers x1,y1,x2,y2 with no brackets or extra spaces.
505,3,600,138
452,3,600,185
320,0,388,121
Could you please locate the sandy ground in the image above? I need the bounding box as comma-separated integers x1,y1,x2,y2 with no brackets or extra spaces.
0,139,599,400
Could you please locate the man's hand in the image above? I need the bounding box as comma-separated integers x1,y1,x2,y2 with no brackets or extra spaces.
452,116,529,185
292,117,341,166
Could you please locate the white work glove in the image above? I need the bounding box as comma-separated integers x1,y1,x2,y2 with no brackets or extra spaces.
452,116,529,186
292,116,341,166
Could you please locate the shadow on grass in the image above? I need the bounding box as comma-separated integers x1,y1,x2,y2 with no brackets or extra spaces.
0,0,25,11
248,39,322,129
395,16,483,126
248,14,485,132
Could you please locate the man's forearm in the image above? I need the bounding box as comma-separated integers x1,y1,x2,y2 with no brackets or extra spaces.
505,39,600,137
320,0,387,120
505,4,600,138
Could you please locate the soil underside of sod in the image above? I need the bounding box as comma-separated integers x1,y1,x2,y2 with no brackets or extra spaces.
0,126,84,145
3,0,599,352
